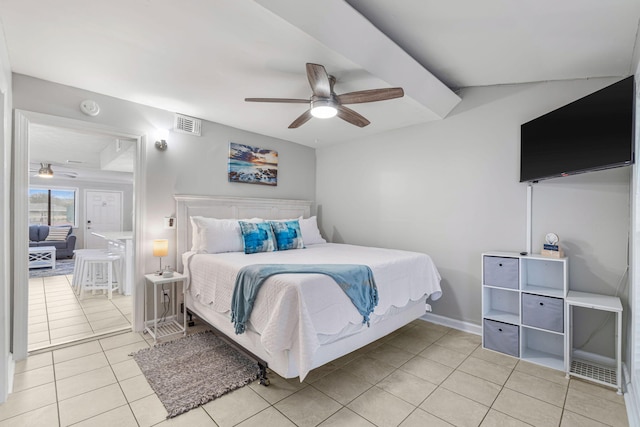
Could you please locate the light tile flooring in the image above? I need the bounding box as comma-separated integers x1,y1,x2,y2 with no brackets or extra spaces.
2,319,630,426
28,273,132,351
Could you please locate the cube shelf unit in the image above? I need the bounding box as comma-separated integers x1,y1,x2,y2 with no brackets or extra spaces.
482,252,568,371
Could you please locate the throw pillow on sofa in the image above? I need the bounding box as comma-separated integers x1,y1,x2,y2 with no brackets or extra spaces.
45,226,70,241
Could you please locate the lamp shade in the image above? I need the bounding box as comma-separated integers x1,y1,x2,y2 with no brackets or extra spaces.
152,239,168,257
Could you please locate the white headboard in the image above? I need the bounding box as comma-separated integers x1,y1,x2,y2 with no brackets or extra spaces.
174,195,312,272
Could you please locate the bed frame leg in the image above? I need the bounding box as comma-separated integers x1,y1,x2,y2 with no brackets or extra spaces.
258,362,270,386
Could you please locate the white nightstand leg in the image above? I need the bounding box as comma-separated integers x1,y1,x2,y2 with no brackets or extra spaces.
153,284,158,343
565,303,570,378
182,280,187,336
616,311,622,395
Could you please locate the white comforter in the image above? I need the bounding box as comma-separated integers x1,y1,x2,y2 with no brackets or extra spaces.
183,243,441,379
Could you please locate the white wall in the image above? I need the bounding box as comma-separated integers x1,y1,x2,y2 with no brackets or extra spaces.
12,74,317,274
626,55,640,421
0,18,13,403
316,77,631,357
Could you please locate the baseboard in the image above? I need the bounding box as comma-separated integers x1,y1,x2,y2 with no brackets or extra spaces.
420,312,482,335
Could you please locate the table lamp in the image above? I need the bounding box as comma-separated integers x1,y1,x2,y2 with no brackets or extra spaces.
153,239,168,275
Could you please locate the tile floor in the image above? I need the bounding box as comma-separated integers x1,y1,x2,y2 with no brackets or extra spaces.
28,273,132,351
2,319,630,426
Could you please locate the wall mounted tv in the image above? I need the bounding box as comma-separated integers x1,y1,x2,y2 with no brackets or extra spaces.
520,76,635,182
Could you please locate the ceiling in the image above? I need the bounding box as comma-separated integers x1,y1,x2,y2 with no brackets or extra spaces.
28,124,136,183
1,0,639,156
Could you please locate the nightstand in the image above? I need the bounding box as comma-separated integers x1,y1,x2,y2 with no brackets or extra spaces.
144,273,187,343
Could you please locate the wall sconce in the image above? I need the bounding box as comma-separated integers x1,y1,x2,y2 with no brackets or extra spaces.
153,239,169,275
154,128,169,151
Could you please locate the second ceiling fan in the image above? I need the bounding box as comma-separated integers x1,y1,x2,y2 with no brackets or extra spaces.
245,63,404,128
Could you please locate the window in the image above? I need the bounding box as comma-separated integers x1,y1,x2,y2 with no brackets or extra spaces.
29,187,77,227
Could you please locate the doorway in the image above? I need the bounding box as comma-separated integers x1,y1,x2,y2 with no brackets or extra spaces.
14,110,146,359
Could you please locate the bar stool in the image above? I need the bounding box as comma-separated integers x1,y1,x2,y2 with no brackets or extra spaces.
76,252,122,300
72,249,106,294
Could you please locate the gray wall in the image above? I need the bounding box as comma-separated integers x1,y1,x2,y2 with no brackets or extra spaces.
9,74,632,360
13,74,317,275
316,77,630,358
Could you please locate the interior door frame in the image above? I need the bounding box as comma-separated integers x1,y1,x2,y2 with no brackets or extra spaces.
13,110,147,360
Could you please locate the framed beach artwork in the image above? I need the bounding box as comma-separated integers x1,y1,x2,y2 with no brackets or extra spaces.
228,142,278,186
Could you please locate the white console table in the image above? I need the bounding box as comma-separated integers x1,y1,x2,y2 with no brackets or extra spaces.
565,291,622,394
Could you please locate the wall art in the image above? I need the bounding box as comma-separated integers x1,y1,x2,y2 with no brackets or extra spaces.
228,142,278,186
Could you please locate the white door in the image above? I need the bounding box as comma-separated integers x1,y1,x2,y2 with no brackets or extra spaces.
85,190,122,249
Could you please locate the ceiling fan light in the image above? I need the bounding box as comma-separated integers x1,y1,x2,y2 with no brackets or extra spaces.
38,163,54,178
310,99,337,119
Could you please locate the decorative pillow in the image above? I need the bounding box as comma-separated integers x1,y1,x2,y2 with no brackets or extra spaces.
299,216,326,245
239,221,276,254
269,220,304,251
190,217,263,253
45,226,70,241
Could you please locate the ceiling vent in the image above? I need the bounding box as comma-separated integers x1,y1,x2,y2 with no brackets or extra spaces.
174,113,202,136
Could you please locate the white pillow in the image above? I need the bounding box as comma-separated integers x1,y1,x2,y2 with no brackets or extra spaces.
190,217,262,253
299,216,326,245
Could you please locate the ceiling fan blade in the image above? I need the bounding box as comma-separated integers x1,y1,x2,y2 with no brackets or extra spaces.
245,98,309,104
337,87,404,104
306,63,331,98
336,106,370,128
288,110,313,129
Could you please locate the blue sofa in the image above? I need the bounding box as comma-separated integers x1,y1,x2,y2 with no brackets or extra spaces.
29,225,76,259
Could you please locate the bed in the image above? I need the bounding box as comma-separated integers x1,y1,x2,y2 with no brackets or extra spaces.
175,195,442,381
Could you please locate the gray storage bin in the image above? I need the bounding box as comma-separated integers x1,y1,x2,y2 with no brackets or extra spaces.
483,256,519,289
522,293,564,333
483,319,519,357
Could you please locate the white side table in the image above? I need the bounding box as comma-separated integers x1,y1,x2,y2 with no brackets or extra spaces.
144,273,187,343
565,290,623,394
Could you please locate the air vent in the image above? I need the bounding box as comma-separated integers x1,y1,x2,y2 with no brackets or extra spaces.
174,113,202,136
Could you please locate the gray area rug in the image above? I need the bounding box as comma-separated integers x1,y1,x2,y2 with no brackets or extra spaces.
131,330,261,418
29,259,75,278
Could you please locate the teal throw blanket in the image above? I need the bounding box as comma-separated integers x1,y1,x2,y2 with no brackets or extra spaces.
231,264,379,334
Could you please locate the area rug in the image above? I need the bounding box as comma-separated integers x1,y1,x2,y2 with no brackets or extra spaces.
29,259,75,278
131,330,261,418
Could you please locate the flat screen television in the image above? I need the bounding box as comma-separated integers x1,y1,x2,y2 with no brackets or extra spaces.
520,76,635,182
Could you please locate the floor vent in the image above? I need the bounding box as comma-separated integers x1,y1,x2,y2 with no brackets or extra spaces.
174,113,202,136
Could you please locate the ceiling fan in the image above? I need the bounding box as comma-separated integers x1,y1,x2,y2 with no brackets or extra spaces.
29,163,78,179
245,63,404,128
